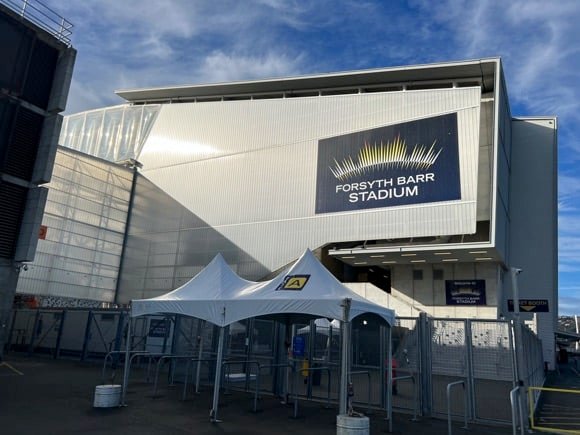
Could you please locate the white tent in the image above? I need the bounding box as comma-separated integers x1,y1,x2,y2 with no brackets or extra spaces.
122,249,395,421
131,253,255,323
298,318,341,335
131,250,394,327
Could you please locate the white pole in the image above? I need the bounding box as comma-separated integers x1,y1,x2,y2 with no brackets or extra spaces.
339,298,351,415
510,267,527,434
195,320,205,393
510,267,524,382
210,326,225,422
574,316,580,352
121,316,132,406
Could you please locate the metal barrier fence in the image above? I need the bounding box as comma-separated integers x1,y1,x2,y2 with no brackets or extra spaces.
5,308,546,426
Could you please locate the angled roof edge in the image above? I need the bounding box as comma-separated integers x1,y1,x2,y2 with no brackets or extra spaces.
116,58,500,103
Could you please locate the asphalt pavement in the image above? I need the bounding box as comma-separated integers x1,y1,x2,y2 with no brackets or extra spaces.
0,354,515,435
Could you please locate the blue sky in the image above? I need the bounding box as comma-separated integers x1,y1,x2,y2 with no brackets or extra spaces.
46,0,580,315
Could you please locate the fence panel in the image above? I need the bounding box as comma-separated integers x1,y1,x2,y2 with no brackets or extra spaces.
430,319,468,417
470,320,514,422
392,317,420,413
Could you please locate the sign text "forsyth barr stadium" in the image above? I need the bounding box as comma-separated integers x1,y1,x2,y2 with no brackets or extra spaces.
336,173,435,203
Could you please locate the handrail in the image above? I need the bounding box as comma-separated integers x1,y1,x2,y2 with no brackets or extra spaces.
447,380,468,435
291,364,332,418
222,359,260,393
151,354,196,397
255,363,294,412
393,374,419,422
0,0,73,45
102,350,148,383
510,385,525,435
350,370,372,415
182,358,218,401
120,352,168,405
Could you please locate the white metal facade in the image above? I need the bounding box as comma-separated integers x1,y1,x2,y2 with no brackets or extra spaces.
138,87,482,274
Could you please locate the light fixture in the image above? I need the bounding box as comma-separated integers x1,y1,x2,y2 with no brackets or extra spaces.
442,258,459,262
469,250,487,254
341,256,355,259
381,261,397,264
354,261,368,265
362,320,368,326
370,255,385,258
475,257,493,261
410,260,426,263
401,253,417,257
434,252,452,255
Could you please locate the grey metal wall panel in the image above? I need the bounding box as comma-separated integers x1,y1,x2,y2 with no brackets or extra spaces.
136,88,482,276
509,118,557,367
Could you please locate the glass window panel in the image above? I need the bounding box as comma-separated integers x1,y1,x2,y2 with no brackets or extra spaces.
99,108,123,161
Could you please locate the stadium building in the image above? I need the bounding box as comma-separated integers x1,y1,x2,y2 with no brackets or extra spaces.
14,58,558,366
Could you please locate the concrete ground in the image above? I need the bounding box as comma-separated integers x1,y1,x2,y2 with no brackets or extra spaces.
0,355,514,435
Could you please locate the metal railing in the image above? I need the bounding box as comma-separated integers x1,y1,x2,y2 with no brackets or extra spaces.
1,0,73,45
393,374,419,422
510,384,525,435
447,380,468,435
351,370,372,415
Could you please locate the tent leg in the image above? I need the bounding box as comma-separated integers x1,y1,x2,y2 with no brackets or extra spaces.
195,320,205,394
339,298,351,416
210,326,225,422
121,316,132,406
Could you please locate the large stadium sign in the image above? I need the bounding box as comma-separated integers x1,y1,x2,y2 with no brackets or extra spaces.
315,113,461,214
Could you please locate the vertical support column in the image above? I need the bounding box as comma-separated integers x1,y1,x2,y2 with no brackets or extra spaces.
195,320,205,394
121,316,133,406
54,309,66,359
574,316,580,352
419,312,432,417
379,324,386,408
387,325,393,433
465,319,475,421
511,267,529,432
210,326,226,422
113,165,138,306
339,298,351,416
6,309,18,354
81,310,93,361
112,311,126,365
28,309,41,356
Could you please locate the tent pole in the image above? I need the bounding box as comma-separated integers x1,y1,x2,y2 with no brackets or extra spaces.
339,298,351,415
210,326,225,422
195,320,205,394
121,315,132,406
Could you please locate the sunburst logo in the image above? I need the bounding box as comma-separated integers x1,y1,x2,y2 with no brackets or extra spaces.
329,136,442,181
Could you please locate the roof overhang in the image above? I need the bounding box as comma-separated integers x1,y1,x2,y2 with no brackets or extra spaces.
115,58,499,104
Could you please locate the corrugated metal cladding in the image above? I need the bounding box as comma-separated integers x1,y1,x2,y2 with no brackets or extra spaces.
16,148,132,302
136,88,482,276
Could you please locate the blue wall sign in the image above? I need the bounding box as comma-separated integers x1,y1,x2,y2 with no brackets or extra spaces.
445,280,486,305
315,113,461,214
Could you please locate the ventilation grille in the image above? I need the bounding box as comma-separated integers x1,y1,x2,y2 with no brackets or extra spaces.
1,105,44,181
0,181,28,259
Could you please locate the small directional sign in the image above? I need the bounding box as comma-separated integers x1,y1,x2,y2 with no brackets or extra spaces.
507,299,549,313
